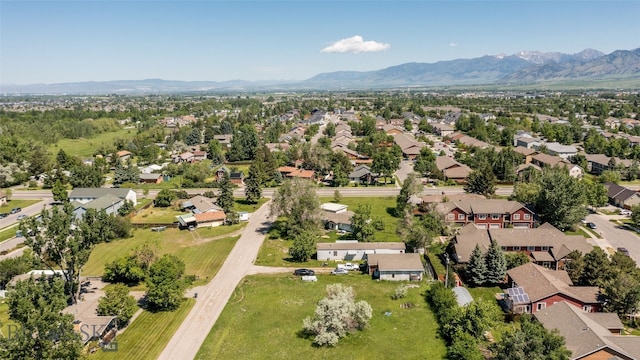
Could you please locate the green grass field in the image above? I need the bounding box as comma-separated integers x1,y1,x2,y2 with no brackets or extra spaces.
195,274,446,360
319,196,400,241
83,225,244,280
234,197,269,213
130,207,188,224
48,128,136,159
0,226,20,244
92,298,195,360
0,301,17,338
0,200,40,214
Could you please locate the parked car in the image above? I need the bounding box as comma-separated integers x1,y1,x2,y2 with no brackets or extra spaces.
0,213,8,219
586,222,597,229
293,269,315,276
9,207,21,214
617,247,630,256
331,268,349,275
17,214,27,220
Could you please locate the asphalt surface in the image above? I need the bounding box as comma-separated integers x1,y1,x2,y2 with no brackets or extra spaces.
585,212,640,264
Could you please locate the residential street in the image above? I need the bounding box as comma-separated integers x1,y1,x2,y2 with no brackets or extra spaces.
585,212,640,264
157,200,274,360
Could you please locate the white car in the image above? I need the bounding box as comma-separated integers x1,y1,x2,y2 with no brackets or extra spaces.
341,263,359,271
331,268,349,275
620,209,632,217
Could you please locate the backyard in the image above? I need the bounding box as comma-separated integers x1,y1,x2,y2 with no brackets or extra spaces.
48,128,136,159
195,274,446,360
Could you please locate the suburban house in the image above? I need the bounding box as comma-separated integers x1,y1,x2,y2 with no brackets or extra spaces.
283,168,315,179
433,199,535,229
174,151,194,163
450,132,490,149
139,173,164,184
514,136,542,149
317,241,406,261
180,195,223,213
434,156,472,183
366,253,424,281
320,203,354,232
504,263,601,314
213,134,233,148
452,223,593,269
193,150,208,161
530,153,583,178
392,133,424,160
382,124,404,135
69,188,137,206
513,146,537,163
534,301,640,360
140,164,164,174
585,154,633,175
348,164,375,184
515,163,542,180
72,194,125,219
115,150,133,162
193,211,226,227
542,142,578,159
229,172,245,185
605,183,640,209
431,123,455,137
0,191,6,206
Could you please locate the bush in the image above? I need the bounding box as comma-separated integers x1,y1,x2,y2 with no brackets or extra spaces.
391,285,408,300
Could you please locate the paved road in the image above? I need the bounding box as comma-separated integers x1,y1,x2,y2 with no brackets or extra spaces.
396,160,416,185
586,213,640,263
157,199,274,360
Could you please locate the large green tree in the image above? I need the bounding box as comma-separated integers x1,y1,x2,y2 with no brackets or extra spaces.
464,161,496,197
289,230,317,262
534,167,587,230
395,172,424,216
269,177,321,236
484,240,507,286
145,254,188,311
466,244,487,287
97,283,138,327
351,203,384,242
244,161,263,204
216,172,235,214
492,315,570,360
0,277,83,360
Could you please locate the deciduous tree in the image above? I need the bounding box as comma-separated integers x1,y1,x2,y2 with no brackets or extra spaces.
97,283,138,327
289,230,317,262
145,254,188,311
270,178,321,236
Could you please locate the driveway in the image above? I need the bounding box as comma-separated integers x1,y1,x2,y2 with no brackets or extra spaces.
158,200,274,360
585,213,640,263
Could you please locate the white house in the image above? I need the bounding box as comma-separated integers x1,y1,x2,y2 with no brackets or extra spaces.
69,188,137,206
317,242,406,261
366,253,424,281
539,142,578,159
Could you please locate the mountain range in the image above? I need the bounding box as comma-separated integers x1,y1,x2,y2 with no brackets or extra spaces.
2,48,639,94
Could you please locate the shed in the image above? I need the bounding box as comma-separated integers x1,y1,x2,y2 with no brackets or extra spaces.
367,253,424,281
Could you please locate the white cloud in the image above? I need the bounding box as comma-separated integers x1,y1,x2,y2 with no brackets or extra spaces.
321,35,390,54
449,42,458,47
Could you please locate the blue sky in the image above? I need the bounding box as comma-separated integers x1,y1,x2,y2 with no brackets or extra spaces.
1,1,639,85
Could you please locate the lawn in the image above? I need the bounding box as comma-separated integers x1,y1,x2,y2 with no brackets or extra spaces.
83,225,244,282
0,226,20,244
48,128,136,159
92,298,195,360
234,197,269,213
318,196,400,242
0,301,17,338
195,274,446,360
130,207,189,224
0,200,40,213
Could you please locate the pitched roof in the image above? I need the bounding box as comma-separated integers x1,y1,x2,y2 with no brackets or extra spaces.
348,165,372,178
194,211,226,222
437,199,528,215
69,188,134,200
321,210,354,225
367,253,424,271
183,195,222,213
531,152,564,167
317,242,406,251
392,133,423,151
605,183,639,202
139,173,163,180
534,301,640,360
79,194,124,210
507,263,599,304
435,156,465,171
513,146,537,156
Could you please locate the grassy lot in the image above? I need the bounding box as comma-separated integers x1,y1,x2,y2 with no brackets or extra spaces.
467,286,503,303
130,207,189,224
92,298,195,360
319,196,400,241
234,198,269,213
0,301,17,338
48,128,136,159
0,226,20,243
195,274,446,360
0,200,40,213
83,225,244,282
134,198,154,210
564,228,594,238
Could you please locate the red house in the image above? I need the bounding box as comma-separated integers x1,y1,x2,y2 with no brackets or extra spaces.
434,199,534,229
505,263,601,314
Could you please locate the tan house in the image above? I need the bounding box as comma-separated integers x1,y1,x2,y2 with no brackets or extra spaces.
534,301,640,360
0,191,7,206
366,253,424,281
434,156,472,183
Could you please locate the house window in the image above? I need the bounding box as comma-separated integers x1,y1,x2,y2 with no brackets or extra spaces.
333,251,338,256
478,214,487,220
458,214,465,220
491,214,500,220
524,214,531,220
527,246,535,251
513,246,521,251
537,303,546,311
513,214,520,220
447,214,454,220
583,305,592,312
542,246,549,251
501,247,507,251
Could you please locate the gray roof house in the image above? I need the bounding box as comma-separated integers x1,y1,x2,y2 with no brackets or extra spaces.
534,301,640,360
605,183,640,209
366,253,424,281
69,188,137,206
72,194,124,219
317,242,406,261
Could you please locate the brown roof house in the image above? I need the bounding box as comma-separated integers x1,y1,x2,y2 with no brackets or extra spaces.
366,253,424,281
392,133,424,160
434,198,535,229
605,183,640,209
504,263,601,314
534,301,640,360
434,156,472,183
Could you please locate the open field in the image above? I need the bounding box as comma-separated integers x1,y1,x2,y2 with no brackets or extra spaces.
83,225,245,281
0,200,40,214
195,274,445,360
48,128,136,159
92,298,195,360
130,206,188,224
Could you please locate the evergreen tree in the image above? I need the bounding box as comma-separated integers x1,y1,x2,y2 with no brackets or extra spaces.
395,172,423,216
464,161,496,197
216,172,235,213
52,179,68,202
467,244,487,287
578,247,611,286
484,240,506,286
535,167,587,230
244,162,262,204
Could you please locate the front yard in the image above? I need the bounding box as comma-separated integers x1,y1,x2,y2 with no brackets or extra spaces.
195,274,446,360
